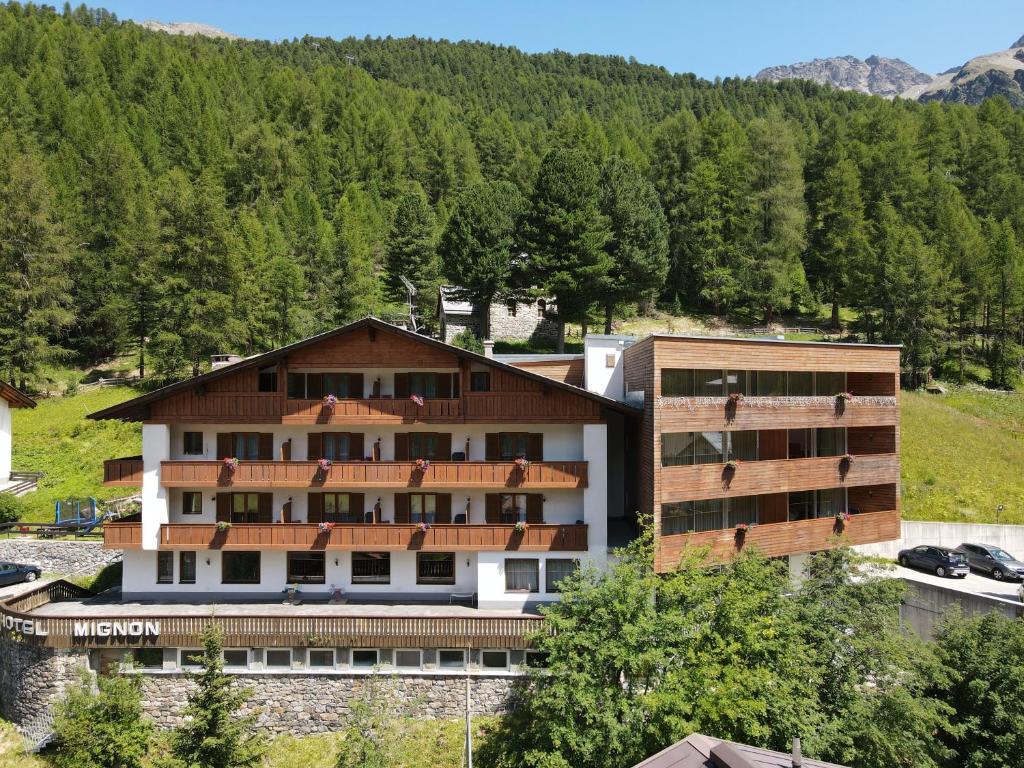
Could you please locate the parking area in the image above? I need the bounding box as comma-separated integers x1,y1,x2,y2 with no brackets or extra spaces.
894,564,1022,603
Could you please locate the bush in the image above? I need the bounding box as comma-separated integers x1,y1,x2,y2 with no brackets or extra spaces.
0,493,25,524
451,329,484,354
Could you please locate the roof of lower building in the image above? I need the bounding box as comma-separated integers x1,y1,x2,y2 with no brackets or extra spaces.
644,333,901,349
438,285,475,316
0,382,36,409
632,734,848,768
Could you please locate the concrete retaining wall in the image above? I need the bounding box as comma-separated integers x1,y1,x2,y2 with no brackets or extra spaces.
900,577,1024,639
0,539,121,576
855,520,1024,560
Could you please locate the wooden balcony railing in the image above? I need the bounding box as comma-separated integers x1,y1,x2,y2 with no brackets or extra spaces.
102,457,144,486
658,395,898,432
105,522,588,552
656,508,901,570
282,398,461,423
103,515,144,549
159,460,588,489
660,453,899,502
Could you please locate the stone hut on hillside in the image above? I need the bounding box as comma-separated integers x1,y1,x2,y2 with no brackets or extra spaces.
438,285,558,345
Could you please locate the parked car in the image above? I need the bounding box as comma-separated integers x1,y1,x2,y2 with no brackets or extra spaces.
0,561,42,586
897,545,969,578
955,543,1024,581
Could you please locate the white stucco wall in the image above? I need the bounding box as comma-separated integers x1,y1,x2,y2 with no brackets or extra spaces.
141,424,171,550
0,398,11,481
583,335,632,401
582,423,608,567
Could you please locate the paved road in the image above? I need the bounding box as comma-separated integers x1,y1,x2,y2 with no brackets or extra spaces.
894,564,1022,603
0,576,52,602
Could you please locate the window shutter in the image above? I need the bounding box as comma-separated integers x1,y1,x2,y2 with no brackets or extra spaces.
394,493,410,524
435,493,452,524
394,433,410,461
527,433,544,462
485,494,501,524
216,433,232,459
258,493,273,523
394,373,410,398
451,372,460,398
436,374,452,399
485,433,500,462
350,432,365,460
307,493,323,524
306,373,323,400
350,492,365,523
308,433,323,461
259,433,274,461
349,373,364,399
216,493,231,523
280,439,292,462
526,494,544,524
436,433,452,461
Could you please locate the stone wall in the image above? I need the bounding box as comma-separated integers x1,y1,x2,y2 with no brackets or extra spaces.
0,539,121,576
0,635,88,725
488,300,558,345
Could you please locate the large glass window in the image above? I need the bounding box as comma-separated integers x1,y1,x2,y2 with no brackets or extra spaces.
322,373,356,398
222,552,260,584
417,553,455,584
322,433,351,461
499,433,529,460
755,371,787,396
157,551,173,584
505,559,539,592
409,433,440,459
788,491,815,521
788,429,812,459
727,431,758,462
695,369,725,397
352,553,390,584
815,371,847,396
545,559,578,593
287,552,325,584
725,370,750,395
231,493,261,523
409,373,439,398
499,494,528,523
323,493,356,523
727,495,759,528
233,433,260,460
787,371,813,396
410,494,437,524
661,369,695,397
179,552,196,584
817,488,847,518
661,498,725,535
816,428,846,457
661,432,725,466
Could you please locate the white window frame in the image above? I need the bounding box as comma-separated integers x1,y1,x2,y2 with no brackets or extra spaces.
222,649,249,669
178,648,204,669
351,648,380,669
265,648,292,669
480,649,509,670
306,648,336,669
438,648,466,670
394,649,422,670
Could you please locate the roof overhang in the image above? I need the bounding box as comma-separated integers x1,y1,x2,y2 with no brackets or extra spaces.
0,382,36,409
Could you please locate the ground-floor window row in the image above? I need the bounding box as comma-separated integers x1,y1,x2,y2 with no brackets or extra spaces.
661,488,851,535
122,646,549,673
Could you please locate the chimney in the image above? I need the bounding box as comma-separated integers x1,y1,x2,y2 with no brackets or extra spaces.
483,340,494,359
791,738,802,768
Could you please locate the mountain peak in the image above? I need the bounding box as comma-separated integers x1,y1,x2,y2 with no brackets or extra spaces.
755,55,932,98
139,20,240,40
1012,34,1024,49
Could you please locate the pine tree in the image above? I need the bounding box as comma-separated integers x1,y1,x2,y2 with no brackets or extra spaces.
984,218,1023,389
385,184,439,327
334,185,388,323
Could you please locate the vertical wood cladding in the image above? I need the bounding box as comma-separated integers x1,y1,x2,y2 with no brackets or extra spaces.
847,426,897,455
507,358,585,387
848,483,898,513
847,371,897,396
623,337,657,563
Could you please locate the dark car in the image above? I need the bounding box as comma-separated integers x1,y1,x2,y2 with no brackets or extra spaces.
897,545,969,578
0,561,42,586
955,543,1024,581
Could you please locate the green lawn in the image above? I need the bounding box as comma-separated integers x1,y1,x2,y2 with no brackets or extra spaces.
901,388,1024,523
11,387,142,523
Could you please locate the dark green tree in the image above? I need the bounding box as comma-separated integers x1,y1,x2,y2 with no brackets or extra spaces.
385,184,439,327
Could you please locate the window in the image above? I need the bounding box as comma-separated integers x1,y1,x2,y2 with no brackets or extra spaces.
470,372,490,392
482,650,509,669
323,433,351,461
352,552,391,584
661,498,724,535
132,648,163,669
788,491,815,521
409,373,439,398
223,649,248,668
545,559,578,593
499,494,527,523
231,493,261,523
727,495,759,528
815,371,846,396
505,559,539,592
661,369,695,397
323,372,357,398
438,649,465,669
409,433,440,459
816,428,846,457
417,553,455,585
266,649,292,668
499,432,529,460
410,493,437,525
537,299,547,317
787,371,813,396
157,551,173,584
308,649,335,668
817,488,846,518
182,491,203,515
287,552,325,584
179,552,196,584
660,432,724,466
525,651,549,668
395,649,421,668
727,431,758,462
352,649,379,668
323,493,356,523
788,429,812,459
183,431,203,455
695,369,725,397
179,649,204,668
258,366,278,392
287,372,306,399
755,370,787,396
507,300,517,317
233,433,261,460
222,552,260,584
725,370,749,395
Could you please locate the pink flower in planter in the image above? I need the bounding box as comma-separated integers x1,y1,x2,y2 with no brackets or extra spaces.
415,458,430,471
324,394,338,409
223,457,239,473
418,522,430,533
318,458,332,472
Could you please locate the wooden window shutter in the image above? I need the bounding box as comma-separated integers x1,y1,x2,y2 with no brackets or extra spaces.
526,494,544,524
394,493,410,524
307,493,323,524
435,493,452,524
436,433,452,461
485,433,500,462
308,433,323,461
258,433,274,461
216,433,232,459
349,492,365,523
350,373,365,398
436,374,452,399
394,373,410,398
451,372,460,398
527,433,544,461
350,432,365,460
215,493,231,523
258,493,273,523
394,433,410,461
485,493,501,524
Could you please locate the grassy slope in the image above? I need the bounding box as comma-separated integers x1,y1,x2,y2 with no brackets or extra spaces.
901,388,1024,524
11,388,141,523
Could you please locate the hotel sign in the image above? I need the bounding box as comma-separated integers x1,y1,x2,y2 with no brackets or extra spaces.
73,620,161,639
2,612,49,637
2,606,160,643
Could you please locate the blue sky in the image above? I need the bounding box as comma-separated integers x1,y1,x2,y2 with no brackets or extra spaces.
102,0,1024,79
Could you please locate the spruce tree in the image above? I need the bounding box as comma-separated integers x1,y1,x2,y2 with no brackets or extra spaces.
334,185,388,323
984,218,1023,389
385,184,439,327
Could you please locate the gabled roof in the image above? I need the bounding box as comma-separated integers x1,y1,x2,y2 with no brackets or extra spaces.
88,317,639,422
633,734,847,768
0,382,36,409
438,285,475,316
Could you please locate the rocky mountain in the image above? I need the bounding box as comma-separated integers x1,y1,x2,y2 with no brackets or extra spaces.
755,54,933,97
139,20,240,40
902,35,1024,108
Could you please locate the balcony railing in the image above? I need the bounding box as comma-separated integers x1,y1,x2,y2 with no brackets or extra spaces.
657,395,898,431
659,453,899,501
159,460,588,489
282,398,461,423
102,457,144,486
656,508,901,570
105,522,589,552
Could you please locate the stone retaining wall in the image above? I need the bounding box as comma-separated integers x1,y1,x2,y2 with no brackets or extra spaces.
0,539,121,575
0,636,88,725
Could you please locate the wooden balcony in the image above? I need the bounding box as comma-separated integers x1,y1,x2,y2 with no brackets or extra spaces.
102,515,143,548
659,453,899,502
656,508,901,570
102,457,144,486
159,460,588,489
282,398,460,424
105,522,589,552
658,395,898,432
